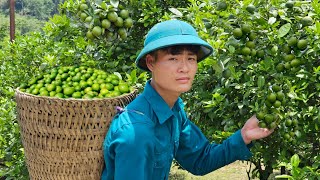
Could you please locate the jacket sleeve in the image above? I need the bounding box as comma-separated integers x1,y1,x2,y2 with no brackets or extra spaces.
175,112,253,175
102,114,154,180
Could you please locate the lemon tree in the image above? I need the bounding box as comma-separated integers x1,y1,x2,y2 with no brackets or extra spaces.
167,0,320,179
64,0,134,41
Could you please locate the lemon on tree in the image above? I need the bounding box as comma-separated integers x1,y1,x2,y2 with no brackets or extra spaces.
217,1,227,11
92,26,102,37
301,16,313,27
233,28,243,39
288,36,297,47
119,9,129,19
246,4,256,14
107,12,118,22
102,19,111,29
124,18,133,28
297,39,308,50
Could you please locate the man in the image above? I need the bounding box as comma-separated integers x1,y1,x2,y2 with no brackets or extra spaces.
101,19,273,180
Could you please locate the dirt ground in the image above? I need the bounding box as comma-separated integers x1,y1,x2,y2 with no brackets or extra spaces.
169,160,259,180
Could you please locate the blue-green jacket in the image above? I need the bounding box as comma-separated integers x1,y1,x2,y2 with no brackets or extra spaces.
101,80,252,180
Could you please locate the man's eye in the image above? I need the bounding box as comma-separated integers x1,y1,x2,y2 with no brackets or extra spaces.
189,58,196,61
169,58,177,61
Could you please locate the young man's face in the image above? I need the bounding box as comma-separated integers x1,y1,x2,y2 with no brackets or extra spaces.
146,47,198,95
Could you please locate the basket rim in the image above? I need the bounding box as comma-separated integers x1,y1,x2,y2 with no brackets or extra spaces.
15,88,138,102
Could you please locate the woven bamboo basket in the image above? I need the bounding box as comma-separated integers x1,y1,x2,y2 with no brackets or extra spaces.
15,89,138,180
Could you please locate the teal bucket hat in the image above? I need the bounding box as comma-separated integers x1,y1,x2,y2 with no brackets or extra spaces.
135,19,214,71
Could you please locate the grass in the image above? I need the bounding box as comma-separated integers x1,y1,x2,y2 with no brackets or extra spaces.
169,161,257,180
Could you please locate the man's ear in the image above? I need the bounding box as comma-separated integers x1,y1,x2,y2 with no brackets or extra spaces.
146,54,155,72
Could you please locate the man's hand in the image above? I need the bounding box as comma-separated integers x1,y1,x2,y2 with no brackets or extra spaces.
241,115,274,144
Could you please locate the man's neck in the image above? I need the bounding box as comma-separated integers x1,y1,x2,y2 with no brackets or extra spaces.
150,80,179,109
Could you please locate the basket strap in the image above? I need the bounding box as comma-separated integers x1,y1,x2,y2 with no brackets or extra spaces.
115,106,145,115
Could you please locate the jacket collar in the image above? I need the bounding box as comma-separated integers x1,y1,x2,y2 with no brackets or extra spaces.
142,80,183,124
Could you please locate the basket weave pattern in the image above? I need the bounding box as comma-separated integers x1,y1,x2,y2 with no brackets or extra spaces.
15,89,138,180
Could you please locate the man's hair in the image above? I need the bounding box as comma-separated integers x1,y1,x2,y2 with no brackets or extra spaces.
149,45,200,60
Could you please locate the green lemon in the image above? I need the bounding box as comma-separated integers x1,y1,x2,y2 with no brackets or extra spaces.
47,84,56,92
49,91,56,97
256,112,265,120
245,41,255,48
241,24,251,34
290,59,301,67
100,88,109,96
92,83,100,91
105,83,114,91
259,122,267,128
241,47,251,56
276,91,285,101
284,54,295,62
111,79,119,86
55,93,64,98
92,26,102,37
248,32,257,41
119,9,129,19
251,49,257,56
285,119,292,127
80,3,88,11
297,39,308,50
272,85,281,92
80,13,88,21
257,50,265,58
222,69,231,78
288,37,297,47
124,18,133,28
101,19,111,29
107,12,118,22
264,114,274,124
63,87,75,96
283,45,291,54
86,31,94,39
301,16,313,27
246,4,256,13
233,28,243,39
72,91,82,99
118,83,130,93
285,1,294,8
85,16,93,23
40,90,49,96
267,93,277,103
115,17,124,27
276,63,284,72
273,100,281,108
84,87,93,94
217,1,227,11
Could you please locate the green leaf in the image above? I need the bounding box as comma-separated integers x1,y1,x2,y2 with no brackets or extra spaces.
168,8,183,17
291,154,300,168
311,0,320,15
278,23,291,38
100,2,107,9
257,76,265,88
275,174,294,179
316,21,320,35
110,0,119,8
268,17,277,25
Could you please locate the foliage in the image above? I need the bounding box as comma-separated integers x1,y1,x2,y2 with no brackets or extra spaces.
0,13,44,41
0,0,189,178
0,0,57,20
1,0,319,179
275,154,320,180
165,0,320,179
